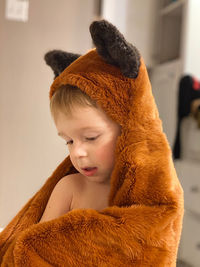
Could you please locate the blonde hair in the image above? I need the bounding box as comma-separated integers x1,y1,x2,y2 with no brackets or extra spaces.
50,84,98,121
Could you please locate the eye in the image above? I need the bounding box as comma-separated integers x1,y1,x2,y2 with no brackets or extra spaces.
65,136,98,146
65,140,73,145
86,137,97,141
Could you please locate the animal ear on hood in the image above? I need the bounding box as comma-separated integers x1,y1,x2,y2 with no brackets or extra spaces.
44,50,81,79
44,20,141,80
89,20,141,78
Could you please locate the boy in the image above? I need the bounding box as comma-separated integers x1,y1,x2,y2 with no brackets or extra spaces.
0,20,184,266
39,85,121,222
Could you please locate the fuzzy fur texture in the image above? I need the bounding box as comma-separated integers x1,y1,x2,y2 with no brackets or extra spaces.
89,20,141,78
0,20,184,266
45,50,81,79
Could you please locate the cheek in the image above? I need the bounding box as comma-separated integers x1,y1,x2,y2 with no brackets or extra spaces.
69,154,78,169
96,140,116,163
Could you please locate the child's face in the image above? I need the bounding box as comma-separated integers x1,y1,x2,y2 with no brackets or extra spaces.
55,105,121,185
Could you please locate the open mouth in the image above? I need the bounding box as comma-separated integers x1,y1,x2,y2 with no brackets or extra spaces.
82,167,97,176
84,167,96,171
82,167,96,171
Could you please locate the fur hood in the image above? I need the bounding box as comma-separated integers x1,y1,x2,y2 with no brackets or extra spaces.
0,20,184,266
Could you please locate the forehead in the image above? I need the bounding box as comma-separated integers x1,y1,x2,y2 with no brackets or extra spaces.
57,105,111,122
58,126,103,136
56,106,113,136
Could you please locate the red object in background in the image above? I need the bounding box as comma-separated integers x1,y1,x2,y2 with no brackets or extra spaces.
192,77,200,91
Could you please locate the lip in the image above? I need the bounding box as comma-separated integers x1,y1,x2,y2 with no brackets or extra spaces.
81,166,95,170
81,167,97,176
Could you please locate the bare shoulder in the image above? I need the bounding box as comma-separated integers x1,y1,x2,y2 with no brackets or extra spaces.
58,173,77,186
60,173,84,189
39,174,78,223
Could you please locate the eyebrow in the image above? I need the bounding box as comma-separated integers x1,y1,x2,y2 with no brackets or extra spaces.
58,127,101,136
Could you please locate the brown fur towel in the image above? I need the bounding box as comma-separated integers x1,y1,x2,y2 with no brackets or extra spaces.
0,20,184,266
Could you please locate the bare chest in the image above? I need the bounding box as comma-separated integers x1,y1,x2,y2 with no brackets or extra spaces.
70,175,110,211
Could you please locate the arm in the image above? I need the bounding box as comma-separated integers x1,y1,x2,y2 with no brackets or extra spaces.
39,175,73,223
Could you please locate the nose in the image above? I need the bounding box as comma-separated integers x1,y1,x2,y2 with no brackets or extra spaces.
72,142,88,158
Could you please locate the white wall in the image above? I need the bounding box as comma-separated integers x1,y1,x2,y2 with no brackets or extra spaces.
0,0,95,227
102,0,129,34
102,0,158,68
182,0,200,78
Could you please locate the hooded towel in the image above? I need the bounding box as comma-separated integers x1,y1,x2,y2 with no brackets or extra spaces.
0,20,184,267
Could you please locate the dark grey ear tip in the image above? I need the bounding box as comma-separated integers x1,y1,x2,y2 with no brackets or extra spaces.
44,51,52,64
90,19,112,31
44,50,54,58
44,50,59,66
89,19,116,41
89,19,141,79
89,19,106,32
44,50,81,79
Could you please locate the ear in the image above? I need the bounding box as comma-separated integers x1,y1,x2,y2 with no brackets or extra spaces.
89,20,140,78
44,50,81,79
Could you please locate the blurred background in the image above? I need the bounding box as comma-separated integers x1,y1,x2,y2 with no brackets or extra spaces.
0,0,200,266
